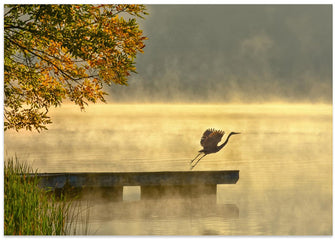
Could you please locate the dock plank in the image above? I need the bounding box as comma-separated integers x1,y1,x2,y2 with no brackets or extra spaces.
35,170,239,189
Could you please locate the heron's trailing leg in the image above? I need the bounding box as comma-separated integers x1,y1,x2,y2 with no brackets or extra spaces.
190,154,207,170
190,153,202,164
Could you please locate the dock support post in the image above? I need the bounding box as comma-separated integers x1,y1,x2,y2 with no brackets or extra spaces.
141,184,217,200
98,186,123,201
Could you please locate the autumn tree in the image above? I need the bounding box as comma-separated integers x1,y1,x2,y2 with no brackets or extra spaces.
4,4,148,131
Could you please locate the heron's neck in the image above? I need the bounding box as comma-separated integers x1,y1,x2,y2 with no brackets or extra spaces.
218,132,234,151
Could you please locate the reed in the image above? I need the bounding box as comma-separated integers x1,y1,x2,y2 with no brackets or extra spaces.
4,156,88,235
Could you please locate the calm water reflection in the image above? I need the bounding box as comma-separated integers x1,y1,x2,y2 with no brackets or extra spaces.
4,104,332,235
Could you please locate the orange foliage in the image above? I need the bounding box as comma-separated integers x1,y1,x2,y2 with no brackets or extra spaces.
4,4,148,131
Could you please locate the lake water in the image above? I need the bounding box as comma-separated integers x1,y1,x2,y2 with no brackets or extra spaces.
4,103,332,235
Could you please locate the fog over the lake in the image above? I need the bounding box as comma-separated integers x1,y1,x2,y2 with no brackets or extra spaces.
106,5,332,103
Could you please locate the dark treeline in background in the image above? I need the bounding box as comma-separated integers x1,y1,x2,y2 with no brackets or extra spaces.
107,5,332,103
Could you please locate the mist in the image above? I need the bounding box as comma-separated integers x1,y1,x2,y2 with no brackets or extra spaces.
4,5,332,236
5,103,332,235
105,5,332,103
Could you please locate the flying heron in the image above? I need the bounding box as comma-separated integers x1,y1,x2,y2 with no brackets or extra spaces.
190,128,240,170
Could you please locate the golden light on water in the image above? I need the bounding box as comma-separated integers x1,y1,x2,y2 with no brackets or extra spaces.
4,3,332,235
4,103,332,235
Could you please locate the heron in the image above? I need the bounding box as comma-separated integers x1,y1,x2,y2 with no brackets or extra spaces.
190,128,240,170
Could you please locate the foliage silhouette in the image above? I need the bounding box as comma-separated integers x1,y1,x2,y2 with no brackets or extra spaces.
4,4,148,131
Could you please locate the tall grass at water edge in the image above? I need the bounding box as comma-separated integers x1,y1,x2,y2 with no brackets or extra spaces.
4,156,90,235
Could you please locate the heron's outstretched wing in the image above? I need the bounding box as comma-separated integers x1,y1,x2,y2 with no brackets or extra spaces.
200,128,225,148
200,128,214,146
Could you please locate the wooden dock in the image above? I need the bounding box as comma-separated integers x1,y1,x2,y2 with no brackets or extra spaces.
34,170,239,200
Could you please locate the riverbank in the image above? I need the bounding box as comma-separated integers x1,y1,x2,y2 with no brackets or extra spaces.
4,156,88,235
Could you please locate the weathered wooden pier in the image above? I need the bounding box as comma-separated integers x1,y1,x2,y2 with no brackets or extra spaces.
35,170,239,201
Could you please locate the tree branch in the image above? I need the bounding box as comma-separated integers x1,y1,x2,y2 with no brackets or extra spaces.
5,36,99,82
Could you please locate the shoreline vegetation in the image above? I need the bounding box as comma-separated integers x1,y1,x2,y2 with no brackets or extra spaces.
4,156,89,235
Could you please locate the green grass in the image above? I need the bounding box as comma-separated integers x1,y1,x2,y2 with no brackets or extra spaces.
4,156,89,235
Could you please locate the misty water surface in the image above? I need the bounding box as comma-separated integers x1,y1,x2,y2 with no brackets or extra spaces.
4,104,332,235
